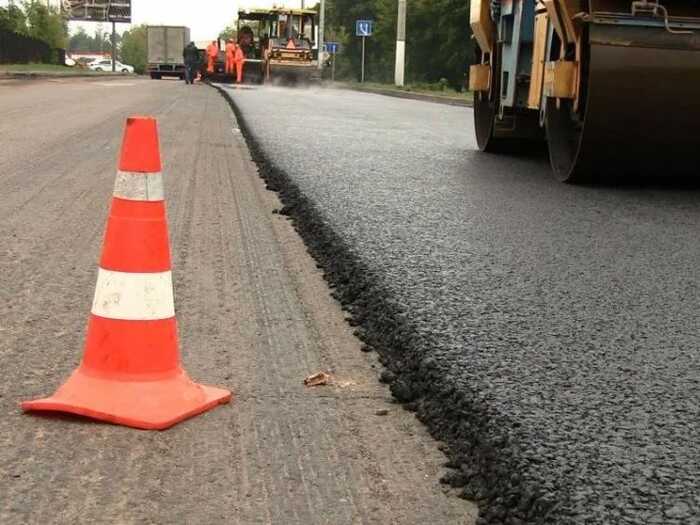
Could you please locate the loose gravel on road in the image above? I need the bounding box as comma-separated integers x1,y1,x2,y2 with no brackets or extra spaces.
218,84,700,525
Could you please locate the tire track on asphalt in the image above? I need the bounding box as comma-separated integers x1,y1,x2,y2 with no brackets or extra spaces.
0,84,176,219
228,158,329,525
0,86,183,363
215,98,286,524
240,147,400,523
214,90,374,524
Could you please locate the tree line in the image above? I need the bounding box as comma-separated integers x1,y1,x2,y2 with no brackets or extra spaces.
68,25,120,54
71,24,149,74
320,0,473,89
0,1,68,50
68,23,148,74
0,0,473,84
0,1,146,72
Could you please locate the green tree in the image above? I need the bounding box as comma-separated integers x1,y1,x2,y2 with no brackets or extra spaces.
322,0,395,82
68,27,95,52
219,25,237,41
22,0,68,49
0,4,28,34
406,0,473,89
92,24,109,53
120,25,148,74
321,0,473,88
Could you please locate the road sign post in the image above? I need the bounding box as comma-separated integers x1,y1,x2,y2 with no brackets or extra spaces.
325,42,340,82
361,37,366,83
355,20,374,83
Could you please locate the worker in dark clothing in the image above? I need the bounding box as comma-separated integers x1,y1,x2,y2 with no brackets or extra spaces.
183,41,200,85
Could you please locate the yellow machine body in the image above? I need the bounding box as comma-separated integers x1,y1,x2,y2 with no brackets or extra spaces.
469,0,700,182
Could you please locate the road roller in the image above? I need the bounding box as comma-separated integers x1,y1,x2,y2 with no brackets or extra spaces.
470,1,700,182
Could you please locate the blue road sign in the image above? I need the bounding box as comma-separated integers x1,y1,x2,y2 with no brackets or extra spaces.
325,42,340,54
356,20,374,37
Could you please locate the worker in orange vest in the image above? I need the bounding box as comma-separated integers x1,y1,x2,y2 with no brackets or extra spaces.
206,40,219,74
234,42,245,83
224,39,236,77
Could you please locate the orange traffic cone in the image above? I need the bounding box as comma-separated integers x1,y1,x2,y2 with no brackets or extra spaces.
22,116,232,430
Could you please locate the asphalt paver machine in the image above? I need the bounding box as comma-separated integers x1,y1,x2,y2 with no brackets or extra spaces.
470,1,700,182
237,7,322,84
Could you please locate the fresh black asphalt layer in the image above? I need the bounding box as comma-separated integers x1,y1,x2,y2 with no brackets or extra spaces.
216,84,700,525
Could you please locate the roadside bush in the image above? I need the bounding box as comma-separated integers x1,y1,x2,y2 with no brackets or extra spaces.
0,28,53,64
121,25,148,74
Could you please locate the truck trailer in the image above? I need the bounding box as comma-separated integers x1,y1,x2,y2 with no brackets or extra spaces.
147,26,191,80
470,1,700,182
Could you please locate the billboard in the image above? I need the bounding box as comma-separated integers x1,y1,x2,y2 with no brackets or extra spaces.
61,1,132,23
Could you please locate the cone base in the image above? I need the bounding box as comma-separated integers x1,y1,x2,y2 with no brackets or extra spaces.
21,368,232,430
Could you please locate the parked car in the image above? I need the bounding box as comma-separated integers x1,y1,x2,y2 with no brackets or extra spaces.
88,60,135,73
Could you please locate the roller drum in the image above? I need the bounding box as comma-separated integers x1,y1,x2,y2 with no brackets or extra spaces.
547,24,700,182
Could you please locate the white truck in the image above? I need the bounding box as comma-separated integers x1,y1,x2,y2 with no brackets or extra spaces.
147,26,191,80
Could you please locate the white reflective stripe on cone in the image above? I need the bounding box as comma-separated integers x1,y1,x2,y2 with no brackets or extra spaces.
91,268,175,321
113,171,165,202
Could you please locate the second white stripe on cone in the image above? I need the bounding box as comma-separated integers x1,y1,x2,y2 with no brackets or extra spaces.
91,268,175,320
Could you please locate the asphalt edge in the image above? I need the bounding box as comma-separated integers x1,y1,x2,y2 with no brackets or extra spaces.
212,83,563,525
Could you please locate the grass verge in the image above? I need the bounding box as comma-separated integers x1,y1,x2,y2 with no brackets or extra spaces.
0,64,125,76
336,80,473,104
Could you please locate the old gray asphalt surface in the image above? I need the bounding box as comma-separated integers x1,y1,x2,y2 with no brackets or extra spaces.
219,84,700,524
0,78,476,524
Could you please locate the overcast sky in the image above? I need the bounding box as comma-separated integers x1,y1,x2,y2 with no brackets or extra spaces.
119,0,306,41
1,0,306,41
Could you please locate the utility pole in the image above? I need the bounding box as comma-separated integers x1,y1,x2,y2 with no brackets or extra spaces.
318,0,325,70
395,0,407,87
111,21,116,72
